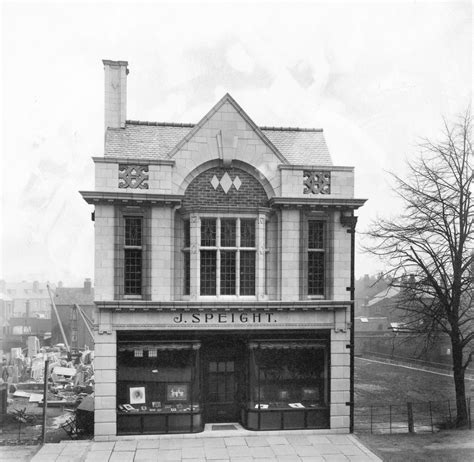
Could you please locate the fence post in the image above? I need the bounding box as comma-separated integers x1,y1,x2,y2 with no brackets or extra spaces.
429,401,433,433
370,406,373,434
467,397,472,430
41,359,49,444
407,402,414,433
389,405,392,434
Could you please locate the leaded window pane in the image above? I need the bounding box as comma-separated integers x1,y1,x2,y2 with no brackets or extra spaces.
220,251,236,295
308,221,324,249
308,252,324,295
200,250,216,295
125,217,142,246
184,252,190,295
240,251,255,295
241,219,255,247
201,219,216,246
184,219,190,247
124,249,142,295
220,219,236,247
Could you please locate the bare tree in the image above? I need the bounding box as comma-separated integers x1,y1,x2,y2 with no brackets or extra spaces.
365,111,473,426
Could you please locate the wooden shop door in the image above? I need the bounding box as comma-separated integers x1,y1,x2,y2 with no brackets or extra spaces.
202,339,245,423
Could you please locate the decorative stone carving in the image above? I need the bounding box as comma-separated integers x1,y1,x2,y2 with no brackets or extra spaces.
119,165,149,189
303,171,331,195
340,212,358,230
209,172,242,194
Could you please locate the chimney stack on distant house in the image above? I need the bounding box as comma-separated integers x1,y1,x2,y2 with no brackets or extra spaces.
84,278,92,294
103,60,129,133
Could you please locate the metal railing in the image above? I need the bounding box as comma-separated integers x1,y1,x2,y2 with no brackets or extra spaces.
355,398,472,434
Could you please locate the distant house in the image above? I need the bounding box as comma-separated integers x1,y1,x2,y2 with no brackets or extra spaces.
355,285,451,363
5,317,51,351
0,280,53,318
0,293,14,357
0,280,56,354
52,279,94,351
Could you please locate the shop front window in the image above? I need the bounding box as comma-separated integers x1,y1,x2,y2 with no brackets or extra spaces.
116,341,202,435
245,340,329,430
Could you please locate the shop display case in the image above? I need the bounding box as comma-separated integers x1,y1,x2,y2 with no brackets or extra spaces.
243,340,330,430
116,341,202,434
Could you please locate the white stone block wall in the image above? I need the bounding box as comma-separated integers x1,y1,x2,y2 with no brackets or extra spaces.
279,209,300,300
149,165,173,193
94,204,115,301
331,213,351,301
330,329,351,431
95,163,118,191
151,207,174,300
94,331,117,441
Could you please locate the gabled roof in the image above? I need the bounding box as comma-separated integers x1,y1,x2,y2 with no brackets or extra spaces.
261,127,331,165
104,94,332,166
105,123,193,160
367,286,401,306
166,93,288,164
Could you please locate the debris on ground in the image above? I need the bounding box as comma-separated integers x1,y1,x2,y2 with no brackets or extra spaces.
0,345,94,444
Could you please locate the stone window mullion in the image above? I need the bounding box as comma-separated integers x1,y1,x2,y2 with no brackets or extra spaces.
216,217,221,297
190,215,200,300
256,213,266,300
236,218,241,296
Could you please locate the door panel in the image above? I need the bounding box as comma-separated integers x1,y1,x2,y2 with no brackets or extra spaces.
202,340,244,423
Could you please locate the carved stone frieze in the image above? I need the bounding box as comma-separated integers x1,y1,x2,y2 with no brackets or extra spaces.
303,171,331,195
119,165,149,189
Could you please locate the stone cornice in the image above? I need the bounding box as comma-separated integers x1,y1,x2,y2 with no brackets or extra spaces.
94,300,352,312
80,191,183,206
278,165,354,172
93,157,175,166
180,206,273,216
269,197,367,209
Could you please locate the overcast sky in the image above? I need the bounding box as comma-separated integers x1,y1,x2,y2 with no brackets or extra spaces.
1,1,472,286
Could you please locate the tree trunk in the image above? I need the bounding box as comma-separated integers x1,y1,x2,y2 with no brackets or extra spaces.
451,339,468,426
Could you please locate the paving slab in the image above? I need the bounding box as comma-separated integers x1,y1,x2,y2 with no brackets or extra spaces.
28,429,382,461
224,436,247,446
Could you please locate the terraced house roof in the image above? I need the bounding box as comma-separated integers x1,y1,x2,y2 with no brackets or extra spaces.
105,121,333,166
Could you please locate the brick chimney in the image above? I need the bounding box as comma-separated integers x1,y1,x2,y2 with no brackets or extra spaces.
103,59,129,133
84,278,92,294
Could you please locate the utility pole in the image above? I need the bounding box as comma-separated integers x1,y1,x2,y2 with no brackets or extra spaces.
41,359,49,444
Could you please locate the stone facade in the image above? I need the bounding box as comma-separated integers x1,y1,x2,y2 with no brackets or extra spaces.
81,60,366,440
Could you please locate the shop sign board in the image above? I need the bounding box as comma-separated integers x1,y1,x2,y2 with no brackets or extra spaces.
111,309,346,330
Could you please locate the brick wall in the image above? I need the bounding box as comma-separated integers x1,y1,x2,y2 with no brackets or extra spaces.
182,167,268,210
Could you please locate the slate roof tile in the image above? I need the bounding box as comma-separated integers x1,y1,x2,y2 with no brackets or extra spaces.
105,121,332,166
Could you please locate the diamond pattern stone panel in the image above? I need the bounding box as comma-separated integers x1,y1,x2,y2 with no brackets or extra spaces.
183,167,268,210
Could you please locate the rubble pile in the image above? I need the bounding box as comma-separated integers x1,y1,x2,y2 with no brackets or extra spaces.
0,344,95,443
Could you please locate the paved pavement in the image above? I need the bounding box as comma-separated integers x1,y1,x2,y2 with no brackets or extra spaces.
0,444,39,462
18,427,382,462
